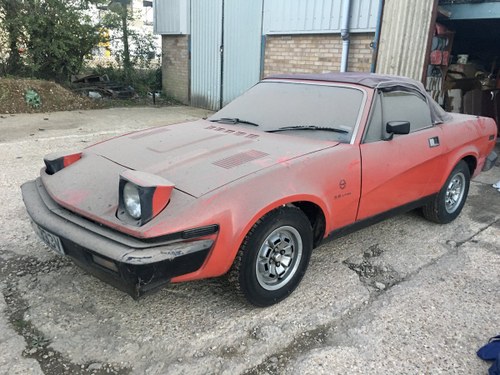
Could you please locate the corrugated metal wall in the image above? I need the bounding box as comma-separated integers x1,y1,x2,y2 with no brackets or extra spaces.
376,0,435,80
263,0,379,34
154,0,189,35
190,0,223,109
222,0,263,106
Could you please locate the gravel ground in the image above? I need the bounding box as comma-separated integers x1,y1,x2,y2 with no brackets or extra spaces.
0,107,499,375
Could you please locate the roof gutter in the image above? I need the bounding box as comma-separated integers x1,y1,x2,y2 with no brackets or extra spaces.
340,0,353,72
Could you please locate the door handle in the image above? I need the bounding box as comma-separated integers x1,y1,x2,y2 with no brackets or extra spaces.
428,136,440,148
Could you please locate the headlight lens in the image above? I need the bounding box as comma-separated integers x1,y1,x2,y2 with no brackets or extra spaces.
123,182,141,219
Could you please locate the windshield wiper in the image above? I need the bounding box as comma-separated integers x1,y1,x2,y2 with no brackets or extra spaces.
267,125,349,134
209,117,260,127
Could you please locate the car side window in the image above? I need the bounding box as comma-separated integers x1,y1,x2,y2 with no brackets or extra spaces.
381,90,432,132
363,90,433,143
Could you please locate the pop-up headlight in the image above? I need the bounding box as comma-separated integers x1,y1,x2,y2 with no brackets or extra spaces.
118,170,174,226
44,151,82,175
123,182,142,219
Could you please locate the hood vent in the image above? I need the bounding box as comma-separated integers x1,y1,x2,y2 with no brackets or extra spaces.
205,125,260,139
213,150,269,169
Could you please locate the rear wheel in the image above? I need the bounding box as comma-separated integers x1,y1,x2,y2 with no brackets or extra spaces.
229,207,313,307
423,160,470,224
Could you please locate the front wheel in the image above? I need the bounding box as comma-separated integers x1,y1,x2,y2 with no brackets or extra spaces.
423,160,470,224
229,207,313,307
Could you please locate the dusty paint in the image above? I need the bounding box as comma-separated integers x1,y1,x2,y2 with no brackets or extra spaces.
24,73,498,294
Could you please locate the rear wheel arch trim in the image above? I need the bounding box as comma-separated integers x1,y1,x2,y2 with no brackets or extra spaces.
438,151,478,188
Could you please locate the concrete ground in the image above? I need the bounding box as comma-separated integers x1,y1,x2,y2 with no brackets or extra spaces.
0,106,499,375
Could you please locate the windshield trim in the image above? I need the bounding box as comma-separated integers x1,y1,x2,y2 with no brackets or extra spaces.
261,79,368,145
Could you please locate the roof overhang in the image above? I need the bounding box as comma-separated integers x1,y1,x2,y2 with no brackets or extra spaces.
440,2,500,20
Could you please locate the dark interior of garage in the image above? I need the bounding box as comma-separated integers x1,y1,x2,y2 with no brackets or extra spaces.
426,2,500,132
440,18,500,75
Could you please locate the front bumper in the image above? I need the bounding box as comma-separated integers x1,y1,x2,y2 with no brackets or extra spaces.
482,150,498,172
21,179,215,298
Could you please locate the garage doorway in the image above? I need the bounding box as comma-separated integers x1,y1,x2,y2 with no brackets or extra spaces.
434,1,500,132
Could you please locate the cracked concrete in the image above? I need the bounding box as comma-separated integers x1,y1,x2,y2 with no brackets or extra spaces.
285,222,500,375
0,106,499,374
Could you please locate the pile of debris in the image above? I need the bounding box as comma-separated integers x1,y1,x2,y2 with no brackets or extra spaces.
70,74,137,100
0,78,97,114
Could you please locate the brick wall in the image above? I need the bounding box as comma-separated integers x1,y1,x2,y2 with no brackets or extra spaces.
161,35,189,104
161,32,375,105
263,33,375,76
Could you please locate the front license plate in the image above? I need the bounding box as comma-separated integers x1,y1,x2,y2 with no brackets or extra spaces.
32,223,65,256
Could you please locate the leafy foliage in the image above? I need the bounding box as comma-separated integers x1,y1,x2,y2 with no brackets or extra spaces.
0,0,105,81
25,88,42,108
0,0,159,92
23,0,103,81
100,2,157,82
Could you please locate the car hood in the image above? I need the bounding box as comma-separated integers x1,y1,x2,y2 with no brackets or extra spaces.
87,120,337,197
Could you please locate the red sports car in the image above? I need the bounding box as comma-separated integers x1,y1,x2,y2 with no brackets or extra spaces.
22,73,498,306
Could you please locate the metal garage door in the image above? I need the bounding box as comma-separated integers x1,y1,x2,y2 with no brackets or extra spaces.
190,0,223,110
190,0,263,110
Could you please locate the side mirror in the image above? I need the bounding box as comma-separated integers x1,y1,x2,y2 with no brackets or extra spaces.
383,121,410,141
386,121,410,135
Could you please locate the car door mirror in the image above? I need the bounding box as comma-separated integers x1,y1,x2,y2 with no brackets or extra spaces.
386,121,410,135
382,121,410,141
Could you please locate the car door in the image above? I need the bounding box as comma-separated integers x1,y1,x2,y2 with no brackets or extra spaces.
357,89,445,221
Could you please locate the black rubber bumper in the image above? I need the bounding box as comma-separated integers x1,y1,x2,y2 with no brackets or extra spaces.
21,179,214,299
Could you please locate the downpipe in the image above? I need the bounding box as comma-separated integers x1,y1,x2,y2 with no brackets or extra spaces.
370,0,385,73
340,0,353,72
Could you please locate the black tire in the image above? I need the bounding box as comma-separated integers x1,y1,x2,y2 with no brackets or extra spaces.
422,160,470,224
229,206,313,307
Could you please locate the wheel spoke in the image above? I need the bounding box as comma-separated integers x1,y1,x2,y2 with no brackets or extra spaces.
257,258,269,274
280,255,292,267
261,244,272,259
269,263,277,278
275,264,286,278
277,238,290,251
267,236,279,249
282,243,293,256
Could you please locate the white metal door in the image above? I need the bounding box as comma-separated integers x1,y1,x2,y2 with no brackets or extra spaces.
190,0,262,110
222,0,263,106
190,0,223,110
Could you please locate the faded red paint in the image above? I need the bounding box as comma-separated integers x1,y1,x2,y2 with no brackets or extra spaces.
63,153,82,168
152,186,173,216
34,76,498,286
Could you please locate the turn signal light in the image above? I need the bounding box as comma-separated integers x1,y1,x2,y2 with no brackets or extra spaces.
44,152,82,175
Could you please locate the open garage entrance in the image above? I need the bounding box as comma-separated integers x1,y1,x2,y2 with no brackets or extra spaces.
431,1,500,132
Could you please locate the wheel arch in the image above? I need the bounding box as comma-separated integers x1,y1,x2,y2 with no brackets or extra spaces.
289,201,326,248
438,149,478,189
462,154,477,177
232,196,329,268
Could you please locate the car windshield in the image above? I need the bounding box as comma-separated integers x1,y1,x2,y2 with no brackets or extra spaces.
209,81,364,143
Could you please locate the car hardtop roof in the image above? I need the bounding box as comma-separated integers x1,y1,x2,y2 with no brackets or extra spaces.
265,72,452,125
265,72,420,89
